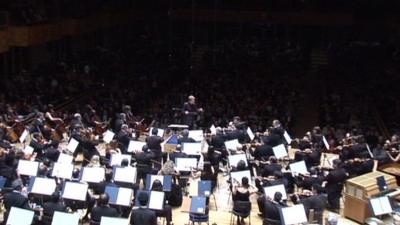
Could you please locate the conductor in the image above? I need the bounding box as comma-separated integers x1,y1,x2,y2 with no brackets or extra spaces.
182,95,203,129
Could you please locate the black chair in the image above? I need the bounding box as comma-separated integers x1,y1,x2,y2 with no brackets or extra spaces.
230,201,251,225
41,215,53,225
262,218,280,225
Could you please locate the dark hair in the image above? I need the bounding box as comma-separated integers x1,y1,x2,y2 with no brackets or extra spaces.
182,129,189,137
241,177,249,188
98,193,109,205
121,158,129,167
274,191,283,202
137,192,149,206
236,160,246,171
151,179,163,191
269,156,277,164
151,128,158,135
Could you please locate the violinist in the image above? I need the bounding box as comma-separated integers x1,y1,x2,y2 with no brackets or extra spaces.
114,113,126,133
29,132,59,160
177,129,196,144
291,184,327,224
70,113,84,131
116,124,133,154
294,168,324,191
325,159,347,212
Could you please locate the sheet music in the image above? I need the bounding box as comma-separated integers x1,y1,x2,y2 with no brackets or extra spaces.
182,142,202,155
116,187,133,206
370,196,392,216
149,127,164,137
264,184,287,200
100,217,129,225
62,182,88,201
176,158,198,171
23,146,34,155
150,175,164,188
52,162,73,180
66,138,79,153
148,191,165,210
280,204,308,225
110,154,131,166
272,144,288,159
210,125,217,135
322,136,330,150
189,130,204,142
189,179,199,196
289,161,308,176
103,130,115,144
224,139,240,151
51,212,80,225
283,131,292,144
6,207,35,225
228,154,248,167
17,160,39,176
31,177,57,195
230,170,252,186
128,140,146,153
80,167,105,183
366,144,373,158
19,129,29,143
114,166,136,183
57,153,73,164
247,127,255,141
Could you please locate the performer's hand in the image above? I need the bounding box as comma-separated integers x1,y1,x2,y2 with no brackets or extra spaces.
198,108,204,112
185,111,189,115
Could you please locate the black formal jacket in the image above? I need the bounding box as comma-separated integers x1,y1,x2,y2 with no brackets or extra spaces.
90,205,119,222
130,207,157,225
43,201,67,217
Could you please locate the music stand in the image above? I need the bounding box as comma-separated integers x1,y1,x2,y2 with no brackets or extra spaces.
190,196,207,214
228,154,248,167
176,157,198,172
105,186,133,207
263,184,287,200
51,211,80,225
279,204,308,225
100,216,129,225
6,207,34,225
80,167,105,183
113,166,137,184
17,160,39,177
145,174,172,191
61,181,88,201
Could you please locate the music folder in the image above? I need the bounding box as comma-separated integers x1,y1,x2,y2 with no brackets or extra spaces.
279,204,308,225
135,190,165,210
127,140,146,153
23,145,34,155
103,130,115,144
322,136,330,150
80,167,105,183
283,131,292,144
182,142,202,155
145,174,172,191
149,127,164,137
289,160,308,176
51,162,73,180
247,127,255,141
224,139,240,151
230,170,252,186
66,138,79,153
51,211,80,225
228,154,248,167
113,166,137,184
210,125,217,135
109,154,131,166
28,176,57,196
100,216,129,225
189,130,204,142
190,196,207,214
105,186,133,206
17,160,39,176
263,184,287,200
272,144,288,159
19,129,29,143
57,153,73,164
198,180,212,197
369,196,393,216
62,181,88,201
175,157,198,171
6,207,35,225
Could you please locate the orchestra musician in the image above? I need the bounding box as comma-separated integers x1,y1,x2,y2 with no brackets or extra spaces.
182,95,203,129
145,128,163,169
